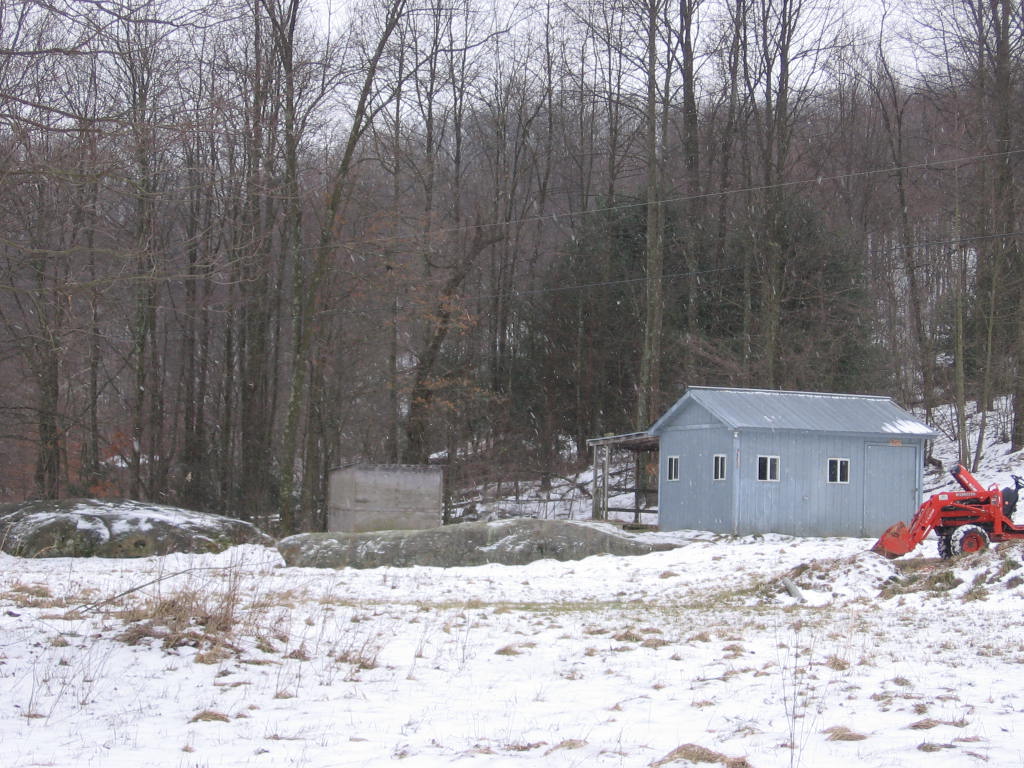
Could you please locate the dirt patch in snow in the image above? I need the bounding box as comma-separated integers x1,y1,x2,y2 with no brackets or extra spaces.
771,541,1024,604
771,552,901,603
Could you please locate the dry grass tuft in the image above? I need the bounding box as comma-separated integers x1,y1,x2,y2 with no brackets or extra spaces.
722,643,745,658
908,718,969,730
505,741,546,752
650,742,750,767
335,637,381,669
112,574,244,656
116,620,169,645
195,645,236,664
544,739,587,755
190,709,230,723
3,581,67,609
284,644,311,661
613,629,644,643
917,742,957,752
822,725,868,741
9,583,52,599
882,566,963,598
103,568,313,665
641,637,669,649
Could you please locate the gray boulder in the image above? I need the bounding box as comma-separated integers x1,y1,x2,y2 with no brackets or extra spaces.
277,518,676,569
0,499,273,558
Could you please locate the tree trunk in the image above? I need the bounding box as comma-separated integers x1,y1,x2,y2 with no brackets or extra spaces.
636,0,666,429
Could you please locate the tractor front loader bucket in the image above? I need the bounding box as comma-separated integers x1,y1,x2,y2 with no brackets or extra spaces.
871,521,916,559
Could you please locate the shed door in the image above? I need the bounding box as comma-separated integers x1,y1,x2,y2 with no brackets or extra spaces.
863,443,919,538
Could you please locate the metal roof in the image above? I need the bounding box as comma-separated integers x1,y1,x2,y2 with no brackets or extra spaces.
585,432,659,450
649,387,937,438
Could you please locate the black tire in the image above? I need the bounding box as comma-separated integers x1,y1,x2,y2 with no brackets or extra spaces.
949,524,990,556
937,531,953,559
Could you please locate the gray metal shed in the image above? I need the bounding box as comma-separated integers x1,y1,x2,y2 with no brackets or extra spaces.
595,387,937,537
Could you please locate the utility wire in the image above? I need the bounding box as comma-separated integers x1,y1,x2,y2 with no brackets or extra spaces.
333,147,1024,249
4,148,1022,310
460,228,1024,304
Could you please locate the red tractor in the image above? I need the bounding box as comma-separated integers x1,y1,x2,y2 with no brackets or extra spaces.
872,464,1024,558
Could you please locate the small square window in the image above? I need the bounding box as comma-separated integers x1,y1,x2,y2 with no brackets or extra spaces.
757,455,780,482
828,458,850,484
667,456,679,481
713,454,727,481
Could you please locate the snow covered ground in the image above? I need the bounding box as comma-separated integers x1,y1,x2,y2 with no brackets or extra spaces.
6,530,1024,768
5,402,1024,768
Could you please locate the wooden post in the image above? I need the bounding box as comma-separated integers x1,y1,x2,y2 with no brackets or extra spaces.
601,445,610,520
633,453,641,524
442,465,451,525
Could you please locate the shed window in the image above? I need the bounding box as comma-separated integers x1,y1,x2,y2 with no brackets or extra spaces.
828,458,850,484
757,455,780,482
713,454,727,481
667,456,679,481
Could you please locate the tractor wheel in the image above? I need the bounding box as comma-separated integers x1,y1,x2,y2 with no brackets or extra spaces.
937,531,953,559
949,524,990,556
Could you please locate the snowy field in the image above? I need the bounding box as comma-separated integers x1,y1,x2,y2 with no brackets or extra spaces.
5,401,1024,768
6,531,1024,768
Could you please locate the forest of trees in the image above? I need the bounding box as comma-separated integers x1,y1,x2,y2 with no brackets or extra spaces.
1,0,1022,532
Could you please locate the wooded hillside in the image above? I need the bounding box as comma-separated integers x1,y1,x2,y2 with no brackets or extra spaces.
1,0,1019,531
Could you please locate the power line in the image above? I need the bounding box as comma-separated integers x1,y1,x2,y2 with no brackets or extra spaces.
311,227,1024,320
335,147,1024,250
6,145,1023,311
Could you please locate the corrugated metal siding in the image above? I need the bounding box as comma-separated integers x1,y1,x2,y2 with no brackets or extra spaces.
658,426,733,532
662,387,935,437
728,432,924,537
673,401,717,428
734,432,877,536
650,387,932,537
862,442,922,536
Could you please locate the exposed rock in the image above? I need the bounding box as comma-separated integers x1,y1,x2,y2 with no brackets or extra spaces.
277,518,677,569
0,499,273,558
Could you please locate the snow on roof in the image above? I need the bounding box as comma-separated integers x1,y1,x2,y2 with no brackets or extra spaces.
881,419,936,435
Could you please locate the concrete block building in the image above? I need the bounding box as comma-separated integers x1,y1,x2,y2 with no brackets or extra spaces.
327,464,443,533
